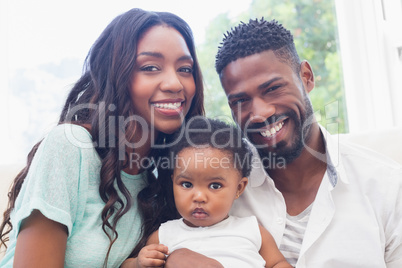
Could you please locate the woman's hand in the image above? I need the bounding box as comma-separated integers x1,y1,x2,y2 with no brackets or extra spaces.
165,248,223,268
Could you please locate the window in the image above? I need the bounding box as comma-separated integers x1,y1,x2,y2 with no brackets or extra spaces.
199,0,349,135
1,0,401,165
335,0,402,132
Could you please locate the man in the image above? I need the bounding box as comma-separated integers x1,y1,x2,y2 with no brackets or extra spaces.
215,18,402,267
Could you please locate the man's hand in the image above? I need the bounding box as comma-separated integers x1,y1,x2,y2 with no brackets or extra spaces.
165,248,224,268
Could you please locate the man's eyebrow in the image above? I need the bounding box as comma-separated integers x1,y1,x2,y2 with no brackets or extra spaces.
227,92,247,101
257,77,282,90
227,77,283,100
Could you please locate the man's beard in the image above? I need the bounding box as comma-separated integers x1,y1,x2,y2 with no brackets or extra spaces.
248,94,315,168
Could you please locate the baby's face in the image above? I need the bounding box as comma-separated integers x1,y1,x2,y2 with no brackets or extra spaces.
172,147,248,227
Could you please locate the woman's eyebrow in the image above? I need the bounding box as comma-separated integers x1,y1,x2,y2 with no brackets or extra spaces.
177,55,193,62
137,52,193,62
137,51,164,58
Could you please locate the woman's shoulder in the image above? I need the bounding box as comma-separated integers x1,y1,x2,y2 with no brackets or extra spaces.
43,124,94,149
46,123,91,140
34,124,97,162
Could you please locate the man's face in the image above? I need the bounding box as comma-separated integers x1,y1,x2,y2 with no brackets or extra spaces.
220,50,315,165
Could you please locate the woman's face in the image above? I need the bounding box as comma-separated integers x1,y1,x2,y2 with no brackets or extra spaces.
129,25,196,137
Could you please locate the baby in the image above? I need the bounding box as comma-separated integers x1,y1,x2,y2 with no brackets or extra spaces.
132,117,292,268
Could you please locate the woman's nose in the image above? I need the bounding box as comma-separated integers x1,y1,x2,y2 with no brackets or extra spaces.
160,69,183,93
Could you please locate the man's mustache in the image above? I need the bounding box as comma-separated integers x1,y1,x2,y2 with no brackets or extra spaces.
245,115,286,131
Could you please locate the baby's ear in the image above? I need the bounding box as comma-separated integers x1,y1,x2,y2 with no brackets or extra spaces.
236,177,248,198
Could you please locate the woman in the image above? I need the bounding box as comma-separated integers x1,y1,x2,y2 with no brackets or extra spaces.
0,8,204,267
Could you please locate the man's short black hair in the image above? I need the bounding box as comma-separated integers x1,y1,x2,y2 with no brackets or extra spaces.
215,18,301,75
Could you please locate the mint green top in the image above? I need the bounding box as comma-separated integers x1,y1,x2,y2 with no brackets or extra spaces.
0,124,148,267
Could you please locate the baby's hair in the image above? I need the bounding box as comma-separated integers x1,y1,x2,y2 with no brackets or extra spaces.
215,18,301,75
169,117,252,177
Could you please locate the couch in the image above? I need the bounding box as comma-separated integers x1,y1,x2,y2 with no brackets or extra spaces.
0,127,401,259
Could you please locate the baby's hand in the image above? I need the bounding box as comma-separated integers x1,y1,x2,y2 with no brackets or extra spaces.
136,244,169,268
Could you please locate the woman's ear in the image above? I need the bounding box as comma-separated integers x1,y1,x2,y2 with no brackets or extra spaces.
236,177,248,198
300,60,315,93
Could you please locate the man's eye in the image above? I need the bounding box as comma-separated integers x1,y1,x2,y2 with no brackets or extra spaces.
230,98,247,106
181,182,192,188
209,183,222,190
264,85,280,94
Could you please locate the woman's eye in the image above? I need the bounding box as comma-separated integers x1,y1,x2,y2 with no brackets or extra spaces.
181,182,192,188
179,66,193,73
209,183,222,190
141,65,159,72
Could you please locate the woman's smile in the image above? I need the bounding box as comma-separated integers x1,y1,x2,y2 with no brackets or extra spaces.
151,99,184,117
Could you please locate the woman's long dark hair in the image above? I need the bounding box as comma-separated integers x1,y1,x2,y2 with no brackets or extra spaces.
0,8,204,266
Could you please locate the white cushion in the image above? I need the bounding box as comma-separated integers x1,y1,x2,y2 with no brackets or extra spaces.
338,127,402,165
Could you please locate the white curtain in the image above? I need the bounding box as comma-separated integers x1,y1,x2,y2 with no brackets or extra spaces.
0,0,11,148
335,0,402,133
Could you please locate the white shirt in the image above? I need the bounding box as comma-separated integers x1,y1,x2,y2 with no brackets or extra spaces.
230,127,402,268
159,216,266,268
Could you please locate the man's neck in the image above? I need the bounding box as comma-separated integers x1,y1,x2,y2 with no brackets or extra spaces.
267,124,327,215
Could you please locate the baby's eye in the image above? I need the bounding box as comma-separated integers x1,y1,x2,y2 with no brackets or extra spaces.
181,182,193,188
209,183,222,190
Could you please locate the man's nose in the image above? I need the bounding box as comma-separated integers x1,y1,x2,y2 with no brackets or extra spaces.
249,97,275,123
